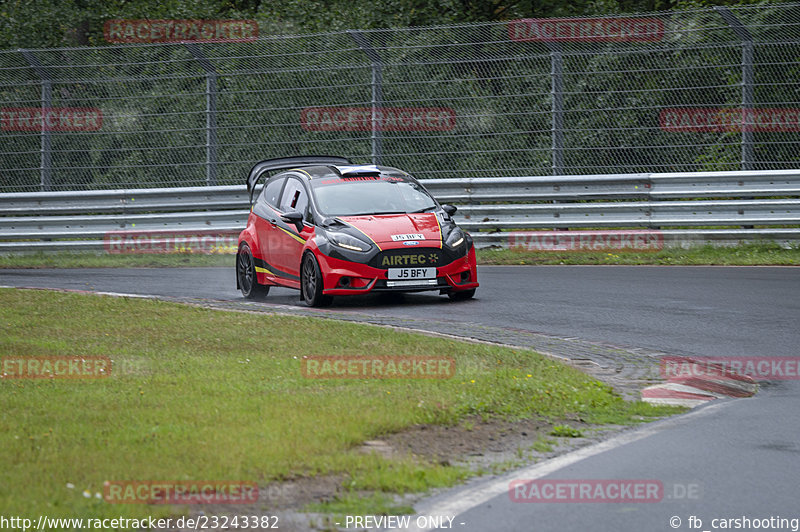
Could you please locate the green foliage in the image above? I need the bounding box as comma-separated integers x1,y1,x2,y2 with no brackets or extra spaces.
1,1,797,191
0,0,770,51
550,424,584,437
532,435,556,452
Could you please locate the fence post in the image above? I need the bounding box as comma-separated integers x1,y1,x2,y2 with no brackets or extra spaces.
546,42,565,176
348,30,383,166
186,44,218,186
714,6,755,171
19,49,52,191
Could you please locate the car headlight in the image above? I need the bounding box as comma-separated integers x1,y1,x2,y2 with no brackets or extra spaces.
445,227,465,249
328,232,372,252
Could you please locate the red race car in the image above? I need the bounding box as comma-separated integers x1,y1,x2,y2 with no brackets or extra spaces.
236,156,478,306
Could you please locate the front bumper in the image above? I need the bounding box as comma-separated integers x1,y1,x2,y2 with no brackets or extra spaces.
316,245,478,296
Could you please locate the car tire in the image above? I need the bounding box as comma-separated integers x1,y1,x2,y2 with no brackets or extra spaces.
237,244,269,300
301,252,333,307
448,288,475,301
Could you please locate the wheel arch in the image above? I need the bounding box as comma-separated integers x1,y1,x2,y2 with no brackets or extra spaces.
236,240,253,290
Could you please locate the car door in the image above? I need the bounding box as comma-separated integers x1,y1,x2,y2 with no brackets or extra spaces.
251,174,286,282
267,176,313,283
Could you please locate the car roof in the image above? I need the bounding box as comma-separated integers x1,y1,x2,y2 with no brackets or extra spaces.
286,164,408,180
246,156,413,202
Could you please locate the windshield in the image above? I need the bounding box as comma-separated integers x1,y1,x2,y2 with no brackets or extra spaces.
310,175,437,217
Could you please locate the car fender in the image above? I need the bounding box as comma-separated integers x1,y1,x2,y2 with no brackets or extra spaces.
237,214,270,284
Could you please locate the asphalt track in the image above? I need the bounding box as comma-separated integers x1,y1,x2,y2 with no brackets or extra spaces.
1,265,796,357
1,265,799,532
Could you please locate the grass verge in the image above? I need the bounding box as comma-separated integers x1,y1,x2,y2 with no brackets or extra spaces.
477,242,800,265
0,288,681,519
1,243,798,269
0,252,231,269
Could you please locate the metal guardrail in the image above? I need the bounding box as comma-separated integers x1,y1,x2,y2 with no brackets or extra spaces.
1,170,800,253
425,170,800,203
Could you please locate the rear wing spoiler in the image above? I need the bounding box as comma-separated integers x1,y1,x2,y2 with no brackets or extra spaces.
246,156,353,203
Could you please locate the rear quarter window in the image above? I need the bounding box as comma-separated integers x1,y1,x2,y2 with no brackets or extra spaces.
260,176,285,208
279,178,309,216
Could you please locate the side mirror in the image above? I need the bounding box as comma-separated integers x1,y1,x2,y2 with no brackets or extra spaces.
281,211,305,233
442,204,458,216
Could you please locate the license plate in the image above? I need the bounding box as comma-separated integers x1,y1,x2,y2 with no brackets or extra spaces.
391,233,425,241
386,279,438,288
387,267,435,280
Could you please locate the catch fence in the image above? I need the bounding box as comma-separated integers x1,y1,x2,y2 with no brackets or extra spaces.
1,4,799,192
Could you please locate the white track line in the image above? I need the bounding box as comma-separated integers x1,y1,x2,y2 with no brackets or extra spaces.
391,399,735,532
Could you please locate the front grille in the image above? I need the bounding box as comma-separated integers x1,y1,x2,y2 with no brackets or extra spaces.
369,247,444,269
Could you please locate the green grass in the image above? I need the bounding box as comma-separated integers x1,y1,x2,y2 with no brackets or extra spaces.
0,288,681,519
0,252,231,269
1,242,798,269
477,242,800,265
549,425,584,438
531,435,556,453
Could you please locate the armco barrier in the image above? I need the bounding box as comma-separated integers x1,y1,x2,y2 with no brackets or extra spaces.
1,170,799,253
